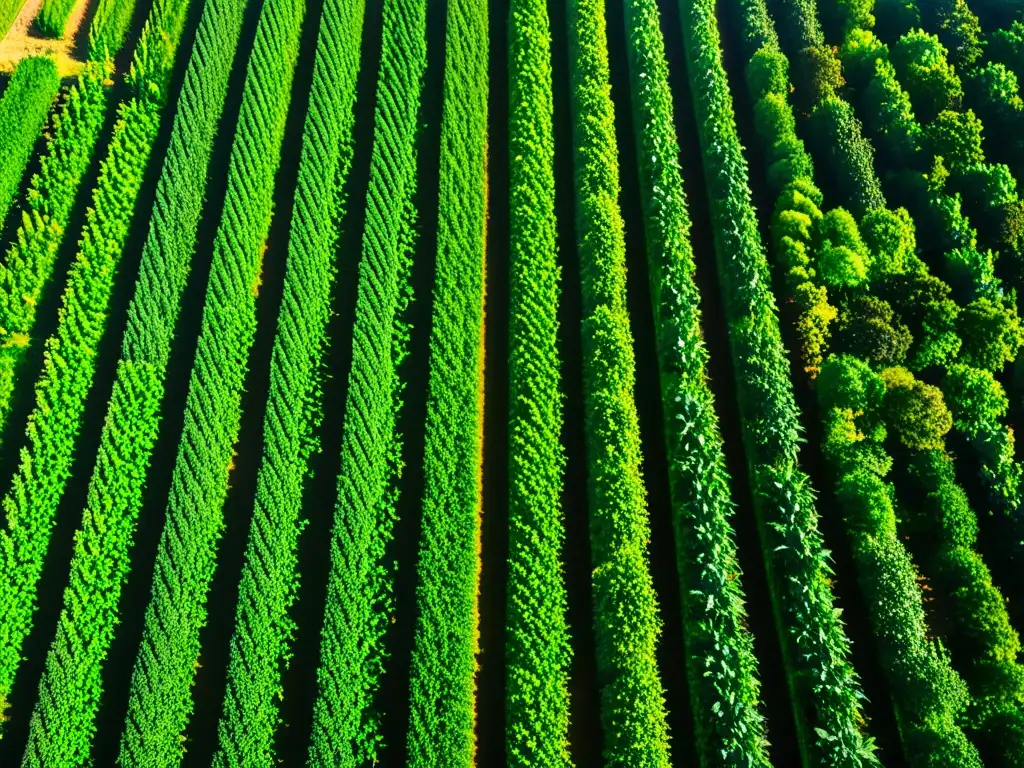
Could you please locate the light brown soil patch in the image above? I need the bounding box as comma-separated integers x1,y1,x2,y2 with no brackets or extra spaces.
0,0,89,78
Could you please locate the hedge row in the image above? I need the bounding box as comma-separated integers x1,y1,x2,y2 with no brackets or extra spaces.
305,0,425,763
212,0,366,763
818,356,983,766
622,0,770,765
404,0,488,761
0,63,108,440
0,58,60,236
503,0,571,763
680,0,878,764
116,0,307,759
565,0,671,763
0,0,193,734
0,0,26,38
21,0,251,758
88,0,141,59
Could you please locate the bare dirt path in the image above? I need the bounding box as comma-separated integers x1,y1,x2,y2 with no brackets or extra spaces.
0,0,89,77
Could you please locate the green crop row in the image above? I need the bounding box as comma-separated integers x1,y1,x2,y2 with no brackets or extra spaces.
305,0,425,763
0,0,193,734
20,0,251,758
504,0,571,763
566,0,671,764
0,58,60,235
0,63,109,440
212,0,366,764
621,0,771,765
404,0,488,761
0,95,160,735
680,0,878,764
116,0,306,760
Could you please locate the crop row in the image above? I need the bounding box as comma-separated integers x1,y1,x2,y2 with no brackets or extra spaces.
0,0,25,38
0,62,108,439
0,0,192,738
404,0,488,760
503,0,571,764
115,0,307,759
305,0,425,763
620,0,771,765
681,0,879,764
0,58,60,239
212,0,367,764
20,0,252,757
566,0,671,763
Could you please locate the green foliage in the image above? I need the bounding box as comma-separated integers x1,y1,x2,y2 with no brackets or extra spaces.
874,0,920,42
861,206,917,278
861,58,923,167
881,367,952,450
0,57,60,232
924,109,984,170
299,0,425,765
957,296,1024,372
625,0,769,763
892,29,963,122
405,0,488,763
817,356,982,768
563,0,671,763
942,364,1008,439
36,0,77,37
967,63,1024,126
809,95,887,215
925,0,983,69
213,0,366,764
116,0,307,760
88,0,142,60
0,64,109,441
747,46,790,97
841,28,889,88
0,95,160,734
681,0,877,763
834,296,913,366
800,43,846,103
502,0,572,763
818,207,870,288
20,0,251,758
991,21,1024,81
0,0,25,37
820,0,874,42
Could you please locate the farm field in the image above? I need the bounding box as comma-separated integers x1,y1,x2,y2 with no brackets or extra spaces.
1,0,1024,763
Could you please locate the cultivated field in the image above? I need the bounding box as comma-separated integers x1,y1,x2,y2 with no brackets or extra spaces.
0,0,1023,765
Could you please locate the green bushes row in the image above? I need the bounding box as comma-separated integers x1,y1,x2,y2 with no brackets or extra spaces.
404,0,488,761
20,0,251,757
36,0,77,38
623,0,770,765
503,0,571,763
305,0,424,763
0,57,60,235
0,96,161,734
116,0,307,759
0,63,109,440
0,0,193,734
565,0,671,764
818,355,983,767
680,0,877,764
212,0,366,764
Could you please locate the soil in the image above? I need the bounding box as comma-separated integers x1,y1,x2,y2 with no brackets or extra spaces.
0,0,90,77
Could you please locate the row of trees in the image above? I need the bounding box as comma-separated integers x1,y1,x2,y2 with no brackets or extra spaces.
18,0,252,756
684,0,879,765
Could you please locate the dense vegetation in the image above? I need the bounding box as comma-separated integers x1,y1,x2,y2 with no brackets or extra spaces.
1,0,1022,764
